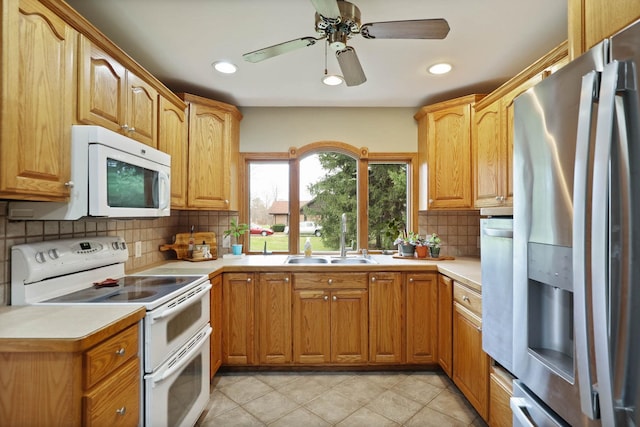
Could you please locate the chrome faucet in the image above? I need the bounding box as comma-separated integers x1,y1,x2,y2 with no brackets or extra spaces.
340,213,347,258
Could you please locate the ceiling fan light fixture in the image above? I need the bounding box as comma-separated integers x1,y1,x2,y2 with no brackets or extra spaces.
322,74,344,86
212,61,238,74
428,62,452,75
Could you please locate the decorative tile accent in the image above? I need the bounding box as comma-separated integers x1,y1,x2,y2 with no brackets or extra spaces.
418,210,481,257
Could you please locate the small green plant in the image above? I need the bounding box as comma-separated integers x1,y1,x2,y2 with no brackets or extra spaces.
427,233,441,248
224,219,249,243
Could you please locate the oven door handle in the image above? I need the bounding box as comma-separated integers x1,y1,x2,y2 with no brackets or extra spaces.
149,283,212,322
146,326,212,384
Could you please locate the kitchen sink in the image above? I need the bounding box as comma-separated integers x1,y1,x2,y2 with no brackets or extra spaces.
284,256,329,264
330,257,377,264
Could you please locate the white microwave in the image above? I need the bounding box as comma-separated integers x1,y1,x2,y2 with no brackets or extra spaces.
9,125,171,220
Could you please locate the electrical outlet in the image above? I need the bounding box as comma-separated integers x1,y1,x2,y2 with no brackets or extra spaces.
135,241,142,258
222,235,231,249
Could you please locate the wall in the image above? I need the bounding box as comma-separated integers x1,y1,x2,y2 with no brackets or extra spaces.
0,202,238,306
418,210,481,258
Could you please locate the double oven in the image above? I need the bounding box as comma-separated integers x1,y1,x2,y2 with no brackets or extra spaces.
11,236,211,427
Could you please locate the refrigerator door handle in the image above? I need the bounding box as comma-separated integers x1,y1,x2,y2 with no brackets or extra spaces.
591,59,622,427
573,70,599,419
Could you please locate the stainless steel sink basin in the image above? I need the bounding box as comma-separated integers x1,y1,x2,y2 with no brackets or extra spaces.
330,257,377,264
285,256,329,264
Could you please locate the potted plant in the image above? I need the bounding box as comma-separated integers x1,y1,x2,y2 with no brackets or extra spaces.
427,233,441,258
224,219,249,255
394,231,420,257
414,236,429,258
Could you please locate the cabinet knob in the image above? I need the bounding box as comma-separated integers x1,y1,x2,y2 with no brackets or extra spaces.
332,295,337,301
128,127,135,133
115,407,127,416
284,277,289,283
409,278,414,282
323,295,329,301
64,181,74,188
225,200,229,205
246,278,252,283
428,199,433,204
462,295,470,303
115,348,126,357
327,278,333,285
121,124,129,131
371,277,376,282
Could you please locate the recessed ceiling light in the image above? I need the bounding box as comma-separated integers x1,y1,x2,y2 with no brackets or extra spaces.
212,61,238,74
322,74,344,86
428,63,452,75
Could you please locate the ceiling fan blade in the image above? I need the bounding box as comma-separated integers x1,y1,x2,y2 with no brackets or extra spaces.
243,37,321,63
361,19,450,39
310,0,341,20
336,46,366,87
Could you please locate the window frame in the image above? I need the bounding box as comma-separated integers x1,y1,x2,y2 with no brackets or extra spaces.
240,142,418,254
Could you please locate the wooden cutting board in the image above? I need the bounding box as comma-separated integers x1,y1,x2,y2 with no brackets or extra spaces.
160,232,217,260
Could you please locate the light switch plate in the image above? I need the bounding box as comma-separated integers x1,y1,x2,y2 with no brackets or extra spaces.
222,235,231,248
135,241,142,258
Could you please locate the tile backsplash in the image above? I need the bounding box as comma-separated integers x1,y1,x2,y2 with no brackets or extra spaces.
418,210,480,258
0,202,239,306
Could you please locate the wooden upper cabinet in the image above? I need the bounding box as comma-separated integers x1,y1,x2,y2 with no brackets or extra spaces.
569,0,640,58
179,93,242,210
0,0,76,200
78,36,158,147
157,96,188,208
415,94,484,210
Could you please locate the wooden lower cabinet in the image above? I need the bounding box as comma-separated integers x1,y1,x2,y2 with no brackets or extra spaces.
222,273,255,365
437,274,454,376
369,272,403,363
210,274,222,378
257,273,292,364
489,365,514,427
292,273,368,364
406,272,438,364
453,281,489,420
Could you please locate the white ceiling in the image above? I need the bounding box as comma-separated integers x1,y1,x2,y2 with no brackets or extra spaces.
65,0,568,108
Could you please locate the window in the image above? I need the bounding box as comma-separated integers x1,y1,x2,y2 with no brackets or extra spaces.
243,144,415,254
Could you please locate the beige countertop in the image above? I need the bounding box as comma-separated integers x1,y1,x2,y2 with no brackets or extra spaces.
0,305,145,352
140,254,482,291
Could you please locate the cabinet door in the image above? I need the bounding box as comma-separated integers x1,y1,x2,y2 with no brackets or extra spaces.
453,302,489,420
368,272,403,363
125,72,157,147
437,274,453,376
473,100,504,208
210,275,222,378
157,96,188,208
406,273,438,364
292,289,331,364
0,0,76,200
427,103,473,209
222,273,255,365
186,102,231,209
78,37,126,133
489,367,514,427
257,273,291,364
331,289,368,364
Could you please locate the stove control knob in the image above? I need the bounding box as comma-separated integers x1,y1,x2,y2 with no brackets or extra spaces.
35,251,46,263
48,249,59,260
119,242,127,250
112,242,119,250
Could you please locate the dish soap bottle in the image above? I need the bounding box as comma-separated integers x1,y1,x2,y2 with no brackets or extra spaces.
304,238,312,257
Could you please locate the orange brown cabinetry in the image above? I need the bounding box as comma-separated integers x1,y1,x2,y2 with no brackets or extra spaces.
292,273,368,364
369,272,403,363
473,42,568,209
406,272,438,364
452,280,489,420
0,0,77,200
489,365,514,427
0,308,143,427
257,272,292,364
78,36,158,147
437,274,453,376
157,95,188,208
415,94,484,210
569,0,640,58
222,272,255,365
210,274,223,378
178,93,242,210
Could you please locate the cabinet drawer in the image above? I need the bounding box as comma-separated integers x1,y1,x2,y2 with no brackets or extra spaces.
453,282,482,318
293,273,368,290
84,357,140,427
85,323,138,389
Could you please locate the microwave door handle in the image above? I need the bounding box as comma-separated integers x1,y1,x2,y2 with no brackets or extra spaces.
591,60,621,427
158,171,170,210
573,70,599,419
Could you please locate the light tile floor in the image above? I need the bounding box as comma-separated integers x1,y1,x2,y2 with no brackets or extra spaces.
197,370,488,426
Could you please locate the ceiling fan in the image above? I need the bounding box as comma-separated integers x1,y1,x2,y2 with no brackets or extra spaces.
242,0,450,87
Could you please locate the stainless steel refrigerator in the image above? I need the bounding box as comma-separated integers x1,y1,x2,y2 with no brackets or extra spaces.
512,18,640,427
